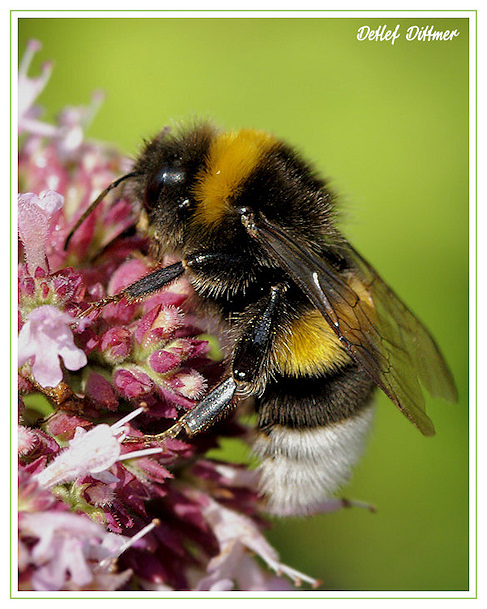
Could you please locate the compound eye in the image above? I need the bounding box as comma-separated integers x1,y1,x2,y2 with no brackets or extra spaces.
144,165,186,211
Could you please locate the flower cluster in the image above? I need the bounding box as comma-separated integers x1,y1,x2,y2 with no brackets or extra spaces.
17,40,331,592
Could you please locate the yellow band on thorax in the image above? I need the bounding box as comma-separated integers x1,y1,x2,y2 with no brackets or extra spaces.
191,129,276,227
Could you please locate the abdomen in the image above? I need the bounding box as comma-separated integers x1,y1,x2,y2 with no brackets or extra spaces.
254,361,376,516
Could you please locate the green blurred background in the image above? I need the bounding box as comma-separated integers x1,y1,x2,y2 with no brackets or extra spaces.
18,16,470,592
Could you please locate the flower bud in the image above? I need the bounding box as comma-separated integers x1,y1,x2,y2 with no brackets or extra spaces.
113,367,153,399
148,349,182,374
85,371,118,410
100,327,132,364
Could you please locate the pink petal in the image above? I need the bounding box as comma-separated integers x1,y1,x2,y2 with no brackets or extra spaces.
18,305,87,387
36,189,64,215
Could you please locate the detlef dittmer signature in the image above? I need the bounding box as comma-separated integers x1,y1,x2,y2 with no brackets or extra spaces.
357,24,460,45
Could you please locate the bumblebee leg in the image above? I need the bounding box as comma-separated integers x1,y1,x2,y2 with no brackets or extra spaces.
232,283,287,388
81,250,249,317
125,283,287,445
123,262,186,300
125,377,238,444
80,261,186,316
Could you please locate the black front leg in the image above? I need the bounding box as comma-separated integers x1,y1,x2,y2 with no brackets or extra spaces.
79,261,186,316
124,262,186,300
81,250,250,317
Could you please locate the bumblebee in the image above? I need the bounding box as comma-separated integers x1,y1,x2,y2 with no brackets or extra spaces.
66,122,457,515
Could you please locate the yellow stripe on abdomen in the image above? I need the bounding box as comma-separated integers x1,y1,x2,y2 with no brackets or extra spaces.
275,310,351,377
192,129,276,227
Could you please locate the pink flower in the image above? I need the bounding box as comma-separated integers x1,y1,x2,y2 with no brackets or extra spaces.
54,90,105,160
148,349,182,374
18,190,64,273
18,40,53,134
35,408,162,489
18,39,104,161
195,494,318,591
19,510,157,591
100,327,132,364
21,512,107,590
171,369,207,399
112,367,154,399
134,303,184,346
18,305,87,387
18,426,60,460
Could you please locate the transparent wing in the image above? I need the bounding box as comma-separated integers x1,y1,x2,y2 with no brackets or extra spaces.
243,212,457,436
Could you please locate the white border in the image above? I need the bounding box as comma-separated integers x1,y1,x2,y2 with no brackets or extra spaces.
8,7,478,603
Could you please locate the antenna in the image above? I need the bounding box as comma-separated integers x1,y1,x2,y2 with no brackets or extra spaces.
64,171,140,250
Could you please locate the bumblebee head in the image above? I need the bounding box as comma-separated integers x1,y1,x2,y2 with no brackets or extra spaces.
129,122,217,253
131,122,337,257
65,121,339,258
